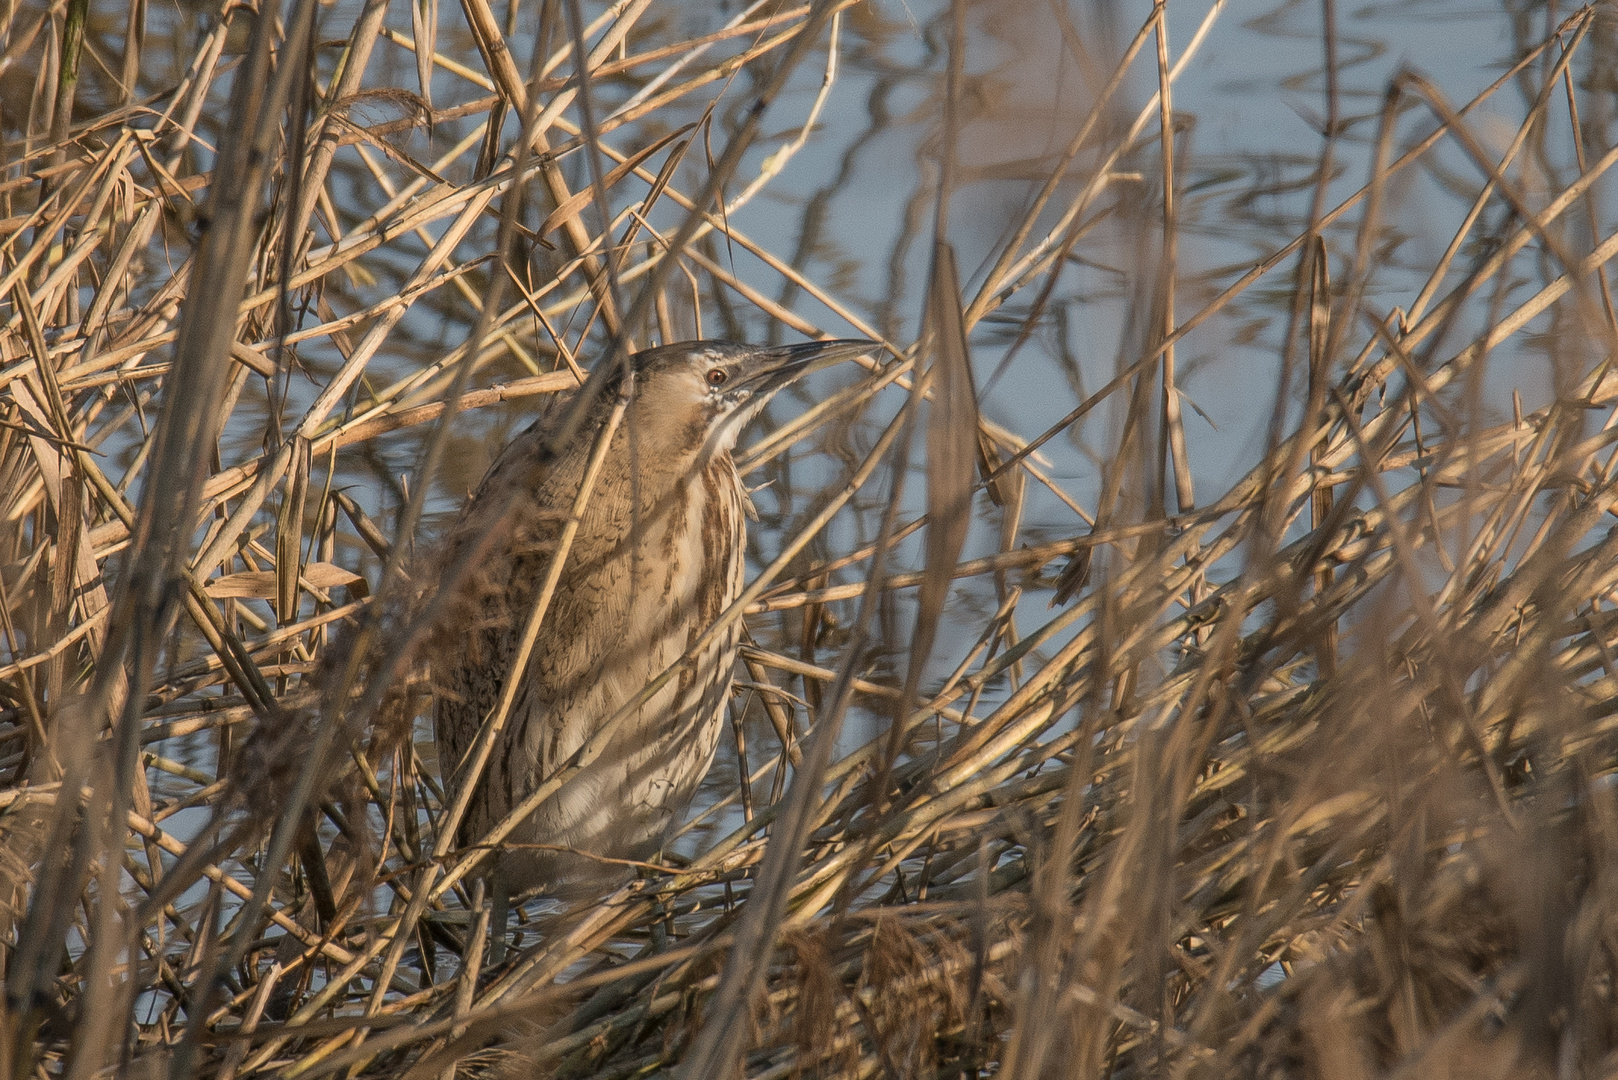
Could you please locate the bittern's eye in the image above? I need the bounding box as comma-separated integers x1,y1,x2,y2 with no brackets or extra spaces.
706,368,729,387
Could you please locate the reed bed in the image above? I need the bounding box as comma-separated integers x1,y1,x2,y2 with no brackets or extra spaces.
4,0,1618,1075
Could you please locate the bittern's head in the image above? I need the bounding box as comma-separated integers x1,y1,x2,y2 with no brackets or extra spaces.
625,339,875,458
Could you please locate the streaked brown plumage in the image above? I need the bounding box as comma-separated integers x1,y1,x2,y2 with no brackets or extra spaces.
432,339,872,896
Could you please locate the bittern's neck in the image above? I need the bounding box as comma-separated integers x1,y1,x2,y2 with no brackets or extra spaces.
592,416,732,513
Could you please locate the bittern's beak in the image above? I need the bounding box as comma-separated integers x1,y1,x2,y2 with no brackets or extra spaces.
735,339,877,397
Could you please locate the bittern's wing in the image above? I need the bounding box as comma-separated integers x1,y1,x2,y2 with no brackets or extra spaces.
428,393,574,788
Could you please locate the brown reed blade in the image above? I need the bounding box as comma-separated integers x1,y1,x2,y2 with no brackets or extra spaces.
899,241,978,724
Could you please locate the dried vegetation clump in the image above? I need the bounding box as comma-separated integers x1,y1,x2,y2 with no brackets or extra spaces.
4,0,1618,1075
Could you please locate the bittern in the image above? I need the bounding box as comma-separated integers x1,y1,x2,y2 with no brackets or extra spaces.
432,338,873,909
